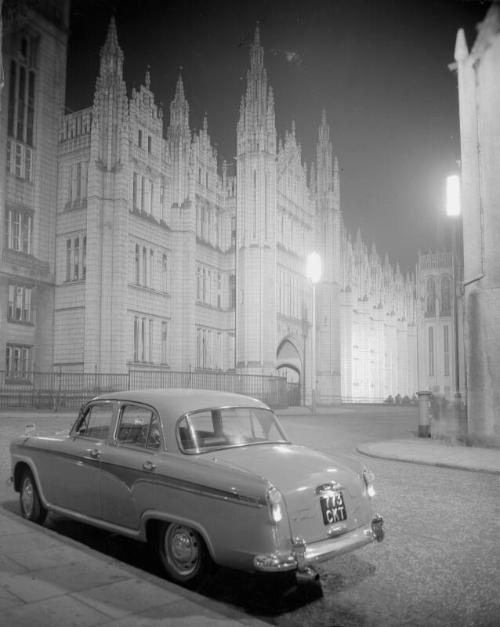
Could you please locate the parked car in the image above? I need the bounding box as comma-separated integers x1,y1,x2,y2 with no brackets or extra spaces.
10,389,384,587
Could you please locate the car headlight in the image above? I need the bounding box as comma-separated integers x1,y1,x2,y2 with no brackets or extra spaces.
362,468,376,498
266,484,283,524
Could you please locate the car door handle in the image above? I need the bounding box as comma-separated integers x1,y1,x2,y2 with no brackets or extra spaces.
143,461,156,471
87,448,100,459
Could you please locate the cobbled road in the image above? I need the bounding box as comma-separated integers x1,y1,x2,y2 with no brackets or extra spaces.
1,406,499,626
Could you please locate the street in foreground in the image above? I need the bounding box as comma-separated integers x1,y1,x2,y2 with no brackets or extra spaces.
1,406,499,626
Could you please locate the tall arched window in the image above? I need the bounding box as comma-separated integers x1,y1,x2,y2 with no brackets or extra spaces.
440,275,452,316
426,277,436,317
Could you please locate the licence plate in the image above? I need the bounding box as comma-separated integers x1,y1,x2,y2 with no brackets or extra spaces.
320,492,347,525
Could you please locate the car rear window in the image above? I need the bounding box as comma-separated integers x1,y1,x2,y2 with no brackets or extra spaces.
178,407,288,453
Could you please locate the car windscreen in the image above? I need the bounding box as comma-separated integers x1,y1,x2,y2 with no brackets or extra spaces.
177,407,289,453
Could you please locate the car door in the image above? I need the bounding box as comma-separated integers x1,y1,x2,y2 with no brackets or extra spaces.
42,401,114,519
99,402,161,530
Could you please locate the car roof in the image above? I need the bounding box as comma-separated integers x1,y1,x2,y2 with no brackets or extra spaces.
91,388,269,419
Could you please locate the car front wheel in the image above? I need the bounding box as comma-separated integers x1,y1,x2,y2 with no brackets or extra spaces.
157,522,211,587
20,468,47,524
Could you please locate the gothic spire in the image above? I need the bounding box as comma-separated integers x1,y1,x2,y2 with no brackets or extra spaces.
237,26,276,155
251,25,264,71
92,16,128,170
316,110,333,195
169,73,190,132
99,16,124,81
319,109,330,143
174,72,185,102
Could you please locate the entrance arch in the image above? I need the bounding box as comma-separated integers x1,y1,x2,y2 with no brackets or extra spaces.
276,335,304,405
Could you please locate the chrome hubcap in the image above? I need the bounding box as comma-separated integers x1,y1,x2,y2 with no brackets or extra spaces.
21,478,34,517
167,525,199,575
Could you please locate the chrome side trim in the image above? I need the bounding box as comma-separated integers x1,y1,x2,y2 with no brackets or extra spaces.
12,446,265,509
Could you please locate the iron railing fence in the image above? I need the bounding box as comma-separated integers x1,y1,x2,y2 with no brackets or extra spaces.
0,370,300,410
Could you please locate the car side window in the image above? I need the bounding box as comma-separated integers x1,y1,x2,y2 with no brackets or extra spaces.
147,413,162,451
117,405,162,450
75,403,113,440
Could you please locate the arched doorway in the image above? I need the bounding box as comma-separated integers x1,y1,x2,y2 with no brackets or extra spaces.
276,336,304,406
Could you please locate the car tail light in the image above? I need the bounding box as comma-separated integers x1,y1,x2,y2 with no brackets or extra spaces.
362,468,376,498
266,484,283,524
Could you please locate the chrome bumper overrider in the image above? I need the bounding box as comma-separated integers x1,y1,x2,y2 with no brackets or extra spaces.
253,514,384,573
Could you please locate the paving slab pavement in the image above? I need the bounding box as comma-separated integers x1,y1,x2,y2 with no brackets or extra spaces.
0,506,268,627
357,438,500,475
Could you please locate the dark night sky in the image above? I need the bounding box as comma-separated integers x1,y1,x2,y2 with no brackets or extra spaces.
66,0,490,273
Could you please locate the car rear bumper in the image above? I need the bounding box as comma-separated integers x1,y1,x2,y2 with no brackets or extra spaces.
253,514,384,573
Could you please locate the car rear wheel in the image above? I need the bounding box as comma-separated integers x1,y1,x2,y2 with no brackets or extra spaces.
20,469,47,524
157,522,211,587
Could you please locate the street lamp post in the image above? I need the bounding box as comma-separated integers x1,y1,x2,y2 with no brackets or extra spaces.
306,252,322,414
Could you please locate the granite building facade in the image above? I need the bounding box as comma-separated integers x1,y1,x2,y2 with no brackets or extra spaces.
1,8,420,404
453,2,500,438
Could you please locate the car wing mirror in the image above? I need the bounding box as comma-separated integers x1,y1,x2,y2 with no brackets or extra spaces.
24,424,36,436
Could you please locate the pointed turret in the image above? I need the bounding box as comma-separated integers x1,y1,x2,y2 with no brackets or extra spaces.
169,73,190,133
237,25,276,155
92,16,128,170
315,110,334,196
454,28,469,62
98,16,124,82
251,25,264,72
167,73,191,206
